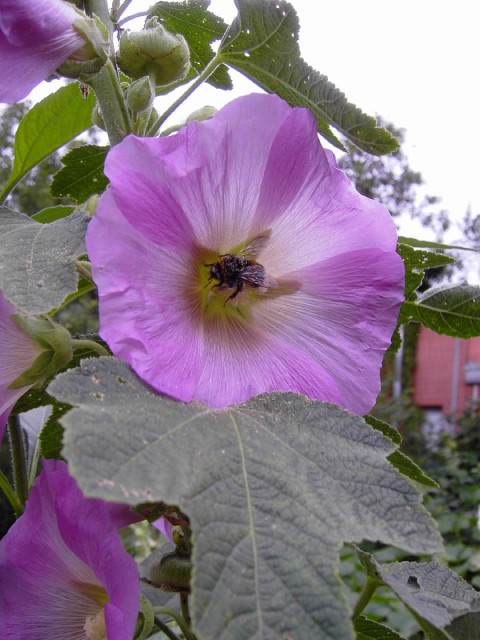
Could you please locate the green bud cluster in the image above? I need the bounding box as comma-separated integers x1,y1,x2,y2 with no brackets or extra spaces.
117,17,190,86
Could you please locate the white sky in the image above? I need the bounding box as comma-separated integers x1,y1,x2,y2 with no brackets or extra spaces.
27,0,480,249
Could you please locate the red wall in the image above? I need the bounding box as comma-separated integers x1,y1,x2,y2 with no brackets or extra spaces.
413,325,480,418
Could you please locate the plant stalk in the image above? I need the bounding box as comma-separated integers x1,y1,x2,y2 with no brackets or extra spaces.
352,577,379,620
88,59,132,145
71,339,110,357
7,414,29,508
153,617,182,640
154,608,195,640
84,0,114,40
147,56,221,136
0,469,23,517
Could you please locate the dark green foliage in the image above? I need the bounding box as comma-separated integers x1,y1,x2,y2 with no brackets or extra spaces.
0,83,96,201
339,120,450,240
422,407,480,588
218,0,397,154
401,284,480,338
51,145,109,202
0,103,69,214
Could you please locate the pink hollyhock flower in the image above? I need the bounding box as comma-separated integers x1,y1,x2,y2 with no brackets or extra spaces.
87,93,404,414
0,292,44,443
0,460,140,640
0,0,88,103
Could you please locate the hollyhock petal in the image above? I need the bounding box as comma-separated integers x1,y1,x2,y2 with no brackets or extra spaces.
87,191,205,402
0,0,85,103
0,292,44,442
0,460,139,640
194,316,343,408
87,93,404,413
253,248,404,415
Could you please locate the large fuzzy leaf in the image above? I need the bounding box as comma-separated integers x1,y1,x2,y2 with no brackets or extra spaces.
359,553,480,640
49,357,442,640
0,206,88,314
218,0,398,154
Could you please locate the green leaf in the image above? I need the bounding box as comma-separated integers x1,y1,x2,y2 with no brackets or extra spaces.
401,283,480,338
0,206,88,314
364,415,402,446
32,205,75,224
398,236,480,254
397,243,456,301
50,145,109,202
372,559,480,636
149,0,232,90
0,83,95,201
39,401,69,460
444,595,480,640
387,451,439,488
49,357,442,640
354,616,407,640
364,415,439,487
218,0,398,154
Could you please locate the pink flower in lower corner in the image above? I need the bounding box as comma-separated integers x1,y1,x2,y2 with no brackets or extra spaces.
0,0,87,103
87,93,405,414
0,292,44,443
0,460,140,640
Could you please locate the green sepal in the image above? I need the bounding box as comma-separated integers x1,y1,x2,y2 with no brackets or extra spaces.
127,77,155,114
58,14,110,80
9,316,73,388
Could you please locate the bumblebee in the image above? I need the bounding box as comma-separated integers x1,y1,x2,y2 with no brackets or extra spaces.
204,230,277,303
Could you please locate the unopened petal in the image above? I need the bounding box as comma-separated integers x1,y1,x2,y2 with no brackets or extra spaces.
0,0,85,103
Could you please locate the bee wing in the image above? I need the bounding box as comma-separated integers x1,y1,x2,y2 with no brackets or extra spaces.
241,264,268,287
235,229,272,259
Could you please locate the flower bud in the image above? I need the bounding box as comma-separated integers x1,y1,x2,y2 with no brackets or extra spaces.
148,551,191,593
58,14,110,79
91,102,106,130
9,316,73,388
134,596,155,640
117,17,190,85
186,105,217,123
127,77,155,114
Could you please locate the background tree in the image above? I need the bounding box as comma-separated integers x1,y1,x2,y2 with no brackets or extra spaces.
338,118,450,241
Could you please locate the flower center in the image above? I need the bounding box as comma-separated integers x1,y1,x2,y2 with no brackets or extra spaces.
198,250,262,321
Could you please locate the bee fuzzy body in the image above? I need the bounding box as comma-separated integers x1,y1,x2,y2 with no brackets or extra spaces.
205,254,266,302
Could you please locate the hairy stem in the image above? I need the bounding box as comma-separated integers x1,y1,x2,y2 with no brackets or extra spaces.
0,469,23,517
71,339,110,357
112,0,134,22
147,56,221,136
117,10,149,27
153,617,182,640
352,577,379,619
84,0,114,40
89,59,132,145
7,414,29,508
154,607,195,640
